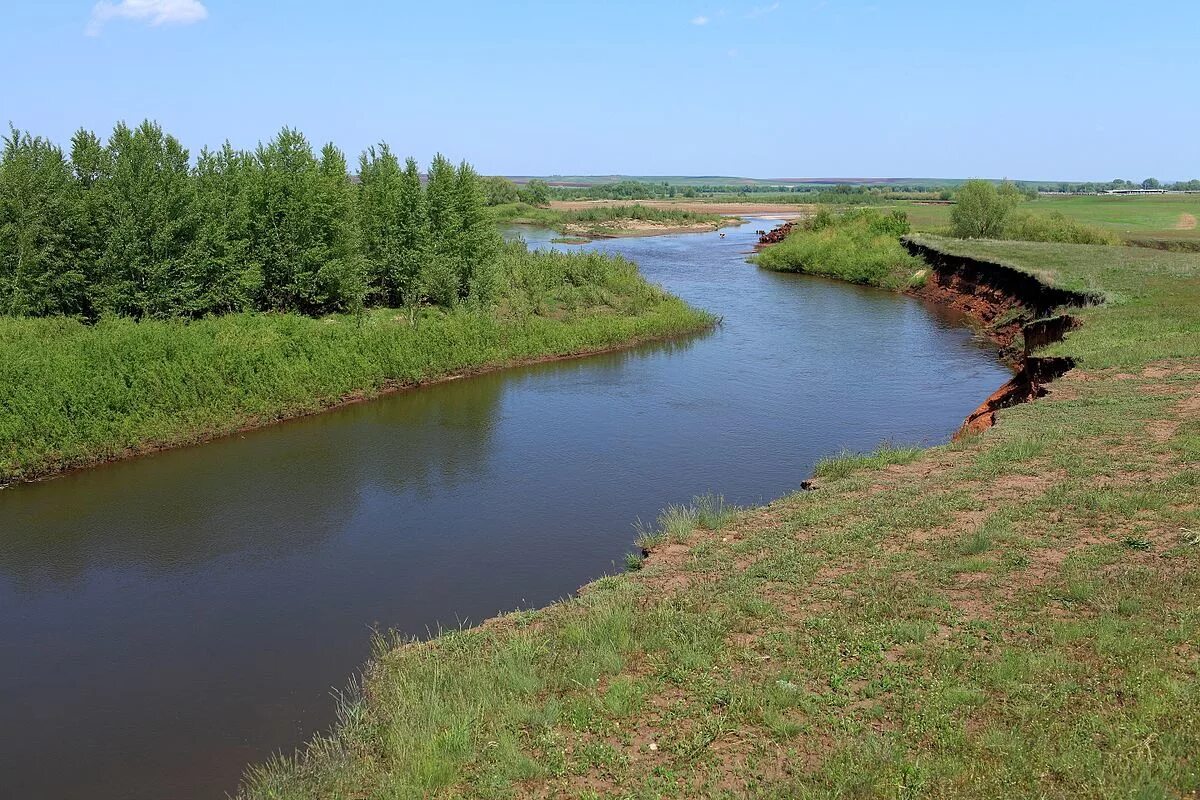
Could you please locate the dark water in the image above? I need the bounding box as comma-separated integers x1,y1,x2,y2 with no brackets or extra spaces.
0,219,1009,799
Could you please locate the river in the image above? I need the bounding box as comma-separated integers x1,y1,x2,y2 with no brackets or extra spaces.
0,218,1010,799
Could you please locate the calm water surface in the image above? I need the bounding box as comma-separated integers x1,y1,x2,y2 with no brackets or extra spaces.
0,219,1009,799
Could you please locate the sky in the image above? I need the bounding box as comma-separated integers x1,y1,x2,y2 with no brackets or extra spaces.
2,0,1198,181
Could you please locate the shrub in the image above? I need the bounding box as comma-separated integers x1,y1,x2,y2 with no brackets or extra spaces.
1003,211,1121,245
950,179,1020,238
755,208,919,288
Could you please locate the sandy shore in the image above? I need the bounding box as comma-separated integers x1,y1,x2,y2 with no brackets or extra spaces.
549,199,809,220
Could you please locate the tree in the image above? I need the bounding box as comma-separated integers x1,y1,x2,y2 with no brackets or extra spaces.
95,120,198,317
519,178,550,207
358,143,407,305
251,128,363,314
0,127,85,316
314,142,366,314
423,153,461,305
480,175,519,206
1141,177,1161,190
950,179,1018,239
455,161,501,305
395,157,430,307
191,143,262,314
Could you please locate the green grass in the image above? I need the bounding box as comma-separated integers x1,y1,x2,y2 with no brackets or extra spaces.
897,194,1200,244
239,238,1200,799
753,208,923,288
0,243,714,483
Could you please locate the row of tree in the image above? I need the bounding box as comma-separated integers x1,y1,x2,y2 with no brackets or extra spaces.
0,122,500,319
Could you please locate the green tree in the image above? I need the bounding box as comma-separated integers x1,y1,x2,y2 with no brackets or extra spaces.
951,179,1018,239
314,142,366,314
423,153,461,305
480,175,519,206
395,157,431,307
358,143,406,305
250,129,363,314
519,178,550,207
0,128,86,316
455,161,501,304
191,143,263,313
95,120,198,317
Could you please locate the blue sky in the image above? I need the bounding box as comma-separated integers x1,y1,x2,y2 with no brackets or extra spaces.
3,0,1198,180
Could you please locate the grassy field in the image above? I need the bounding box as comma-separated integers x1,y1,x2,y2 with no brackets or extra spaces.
897,194,1200,244
0,244,713,484
240,239,1199,798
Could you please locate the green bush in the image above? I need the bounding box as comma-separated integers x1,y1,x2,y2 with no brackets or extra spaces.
950,179,1021,238
754,208,919,288
1003,211,1121,245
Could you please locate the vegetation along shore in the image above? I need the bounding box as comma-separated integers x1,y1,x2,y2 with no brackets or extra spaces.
0,124,713,484
240,203,1199,796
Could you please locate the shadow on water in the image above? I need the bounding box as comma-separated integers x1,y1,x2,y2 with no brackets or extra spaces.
0,218,1008,800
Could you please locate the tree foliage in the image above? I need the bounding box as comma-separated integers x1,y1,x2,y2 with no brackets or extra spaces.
0,122,499,320
950,179,1020,239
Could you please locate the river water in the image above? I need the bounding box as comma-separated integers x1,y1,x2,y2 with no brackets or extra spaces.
0,219,1010,799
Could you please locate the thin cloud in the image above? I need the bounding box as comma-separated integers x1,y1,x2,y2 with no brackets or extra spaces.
87,0,209,36
691,15,710,25
748,2,781,17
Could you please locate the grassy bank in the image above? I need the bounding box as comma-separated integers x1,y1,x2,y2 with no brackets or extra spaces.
0,243,713,484
240,239,1199,798
491,202,735,238
753,208,923,289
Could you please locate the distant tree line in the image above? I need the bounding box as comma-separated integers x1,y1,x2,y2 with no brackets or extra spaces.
0,122,500,319
479,176,550,207
1013,178,1200,194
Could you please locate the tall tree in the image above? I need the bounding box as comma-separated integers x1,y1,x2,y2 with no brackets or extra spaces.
423,153,461,306
454,161,500,304
358,143,407,305
314,142,366,314
395,157,431,307
250,128,324,312
0,128,85,316
96,120,198,317
191,143,263,313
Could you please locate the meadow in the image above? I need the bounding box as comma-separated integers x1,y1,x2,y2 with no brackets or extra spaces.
896,193,1200,245
239,237,1200,798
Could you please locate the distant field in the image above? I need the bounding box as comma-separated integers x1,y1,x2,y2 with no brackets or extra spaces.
897,194,1200,242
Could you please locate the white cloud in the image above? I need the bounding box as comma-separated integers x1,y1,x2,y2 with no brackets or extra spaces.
691,15,710,25
748,2,781,17
87,0,209,36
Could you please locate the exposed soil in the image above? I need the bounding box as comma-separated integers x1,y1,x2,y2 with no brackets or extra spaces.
1176,212,1198,230
902,238,1102,436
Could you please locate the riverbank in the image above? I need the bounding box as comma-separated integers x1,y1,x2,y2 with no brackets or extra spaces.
491,202,746,239
240,237,1199,797
0,246,714,485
